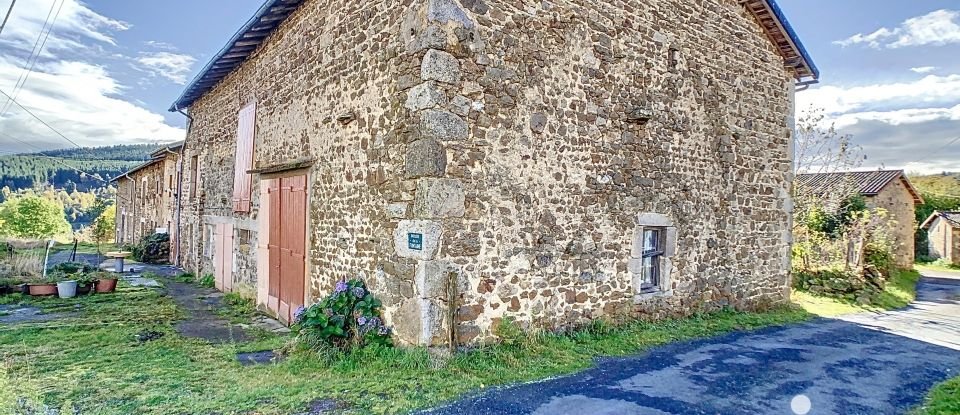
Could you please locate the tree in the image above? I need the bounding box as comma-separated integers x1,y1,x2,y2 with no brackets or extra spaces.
793,107,866,231
0,195,71,238
91,205,116,256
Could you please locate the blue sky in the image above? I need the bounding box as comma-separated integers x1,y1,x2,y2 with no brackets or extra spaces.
0,0,957,173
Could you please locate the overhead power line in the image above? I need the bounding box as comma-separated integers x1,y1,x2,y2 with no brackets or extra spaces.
0,0,16,37
0,0,63,117
908,135,960,167
0,87,83,149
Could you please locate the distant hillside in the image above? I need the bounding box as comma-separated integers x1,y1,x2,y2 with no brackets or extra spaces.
910,173,960,199
0,144,169,194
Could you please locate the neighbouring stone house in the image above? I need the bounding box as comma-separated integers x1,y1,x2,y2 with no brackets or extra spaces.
113,142,182,262
795,170,924,268
169,0,818,345
921,211,960,265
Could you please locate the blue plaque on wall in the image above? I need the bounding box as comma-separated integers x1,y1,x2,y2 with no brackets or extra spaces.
408,233,423,251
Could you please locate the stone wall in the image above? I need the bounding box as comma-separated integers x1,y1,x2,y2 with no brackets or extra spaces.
115,156,178,250
178,0,796,345
865,178,916,268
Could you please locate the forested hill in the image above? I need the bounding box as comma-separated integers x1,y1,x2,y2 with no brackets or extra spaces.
0,144,169,194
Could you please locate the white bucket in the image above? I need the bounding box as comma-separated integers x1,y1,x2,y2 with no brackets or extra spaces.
57,280,77,298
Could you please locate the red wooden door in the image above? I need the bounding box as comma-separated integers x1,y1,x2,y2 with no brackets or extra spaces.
266,175,307,324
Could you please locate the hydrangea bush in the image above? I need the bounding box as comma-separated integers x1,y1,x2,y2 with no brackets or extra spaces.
293,278,392,351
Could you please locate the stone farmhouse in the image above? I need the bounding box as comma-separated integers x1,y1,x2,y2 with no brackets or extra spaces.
113,142,182,263
921,211,960,266
166,0,818,345
795,170,924,268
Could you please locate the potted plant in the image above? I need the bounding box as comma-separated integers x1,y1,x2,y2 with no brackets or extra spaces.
27,274,59,296
56,272,79,299
75,273,97,296
93,271,119,293
0,278,21,295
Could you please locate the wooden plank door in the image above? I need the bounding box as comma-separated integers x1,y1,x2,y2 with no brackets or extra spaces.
213,223,234,292
278,175,307,323
221,224,234,292
266,179,282,313
213,224,224,290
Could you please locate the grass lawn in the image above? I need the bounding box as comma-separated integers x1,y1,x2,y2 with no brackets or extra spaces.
914,376,960,415
916,263,960,274
0,281,813,414
791,269,921,317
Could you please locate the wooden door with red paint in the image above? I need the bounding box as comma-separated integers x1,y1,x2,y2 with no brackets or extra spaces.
266,175,307,323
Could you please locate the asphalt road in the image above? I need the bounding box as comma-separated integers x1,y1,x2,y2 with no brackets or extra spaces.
419,270,960,415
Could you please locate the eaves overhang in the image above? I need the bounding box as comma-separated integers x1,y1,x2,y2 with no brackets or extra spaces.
741,0,820,83
168,0,306,112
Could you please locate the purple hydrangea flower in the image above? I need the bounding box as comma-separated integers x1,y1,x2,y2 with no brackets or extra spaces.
293,305,307,322
334,280,348,293
357,316,368,326
352,286,366,298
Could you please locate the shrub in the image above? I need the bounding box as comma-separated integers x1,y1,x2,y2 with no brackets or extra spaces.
294,278,392,352
49,261,95,274
132,233,170,264
198,273,215,288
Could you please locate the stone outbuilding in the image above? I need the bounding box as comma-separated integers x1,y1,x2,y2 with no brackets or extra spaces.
795,170,924,268
112,142,182,262
921,211,960,265
168,0,818,345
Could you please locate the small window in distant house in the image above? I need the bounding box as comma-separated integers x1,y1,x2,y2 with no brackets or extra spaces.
639,228,665,292
190,155,199,199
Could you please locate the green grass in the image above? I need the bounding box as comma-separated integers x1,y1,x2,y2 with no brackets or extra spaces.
0,285,813,414
915,376,960,415
792,269,920,317
916,262,960,273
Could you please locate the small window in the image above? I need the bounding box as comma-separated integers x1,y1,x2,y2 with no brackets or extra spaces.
640,228,664,292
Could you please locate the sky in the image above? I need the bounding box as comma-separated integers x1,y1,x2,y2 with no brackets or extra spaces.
0,0,957,174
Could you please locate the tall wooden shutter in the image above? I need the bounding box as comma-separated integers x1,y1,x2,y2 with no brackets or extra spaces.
232,102,257,212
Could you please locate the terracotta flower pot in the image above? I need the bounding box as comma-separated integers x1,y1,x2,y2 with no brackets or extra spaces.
28,283,58,296
95,278,118,293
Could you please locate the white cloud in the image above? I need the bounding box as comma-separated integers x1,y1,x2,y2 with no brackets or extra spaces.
0,0,130,55
831,104,960,129
135,52,196,85
835,9,960,49
910,66,937,74
0,58,184,147
797,74,960,116
0,0,184,150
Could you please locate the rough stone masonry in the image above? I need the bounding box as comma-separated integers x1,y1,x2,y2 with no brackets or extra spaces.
176,0,800,346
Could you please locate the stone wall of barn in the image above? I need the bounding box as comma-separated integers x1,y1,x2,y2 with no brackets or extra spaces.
178,0,796,345
865,179,916,268
396,0,796,344
114,157,177,248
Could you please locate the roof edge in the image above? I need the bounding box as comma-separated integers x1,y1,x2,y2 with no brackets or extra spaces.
169,0,299,112
741,0,819,82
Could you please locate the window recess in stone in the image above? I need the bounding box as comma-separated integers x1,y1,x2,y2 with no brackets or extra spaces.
639,228,665,293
